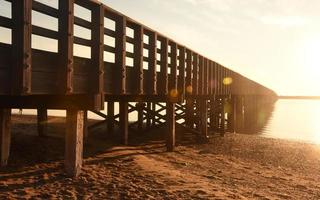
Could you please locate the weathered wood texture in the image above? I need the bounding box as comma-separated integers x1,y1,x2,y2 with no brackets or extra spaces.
0,109,11,166
65,109,84,177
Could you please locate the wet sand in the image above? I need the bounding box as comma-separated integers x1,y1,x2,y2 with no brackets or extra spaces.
1,115,320,199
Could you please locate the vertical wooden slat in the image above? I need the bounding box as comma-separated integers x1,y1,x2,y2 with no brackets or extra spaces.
11,0,32,94
178,46,185,98
59,0,74,94
119,102,128,145
134,25,143,94
185,49,192,95
115,16,126,94
37,108,47,137
0,109,11,166
158,37,168,95
149,32,157,95
192,53,198,95
203,58,209,95
65,109,84,177
198,56,204,95
217,64,221,95
166,102,175,151
91,3,104,94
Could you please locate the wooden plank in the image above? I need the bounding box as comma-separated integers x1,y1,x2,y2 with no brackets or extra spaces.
119,102,128,145
32,25,59,39
148,32,157,95
158,37,168,95
178,46,185,98
115,16,126,94
0,16,12,29
91,3,104,94
185,49,192,95
37,108,47,137
192,53,198,95
58,0,74,94
133,25,144,94
11,0,32,94
74,16,92,30
32,1,59,18
166,102,175,151
0,109,11,166
65,109,84,177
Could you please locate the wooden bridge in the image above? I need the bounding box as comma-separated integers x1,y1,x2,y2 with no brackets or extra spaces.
0,0,277,177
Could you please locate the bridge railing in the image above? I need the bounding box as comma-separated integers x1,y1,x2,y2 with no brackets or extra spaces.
0,0,276,107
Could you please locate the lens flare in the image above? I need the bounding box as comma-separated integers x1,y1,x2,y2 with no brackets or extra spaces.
186,85,193,94
170,89,179,98
223,77,233,85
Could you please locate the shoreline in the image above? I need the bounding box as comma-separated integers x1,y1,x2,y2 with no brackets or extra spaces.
1,115,320,199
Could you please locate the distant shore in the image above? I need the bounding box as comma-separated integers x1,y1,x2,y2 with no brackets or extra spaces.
0,115,320,199
278,96,320,100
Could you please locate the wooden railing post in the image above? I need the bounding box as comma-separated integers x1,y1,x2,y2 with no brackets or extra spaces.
0,109,11,166
115,16,126,94
134,25,143,94
59,0,74,94
159,37,168,95
11,0,32,95
91,3,104,94
149,32,157,95
192,53,198,95
178,46,186,99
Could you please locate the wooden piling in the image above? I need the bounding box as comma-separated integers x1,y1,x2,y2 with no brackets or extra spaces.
37,108,48,137
119,102,128,145
0,109,11,166
107,102,115,133
137,102,144,130
200,100,208,139
166,102,175,151
65,109,84,177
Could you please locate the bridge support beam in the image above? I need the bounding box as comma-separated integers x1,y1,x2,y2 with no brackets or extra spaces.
0,109,11,167
65,109,84,177
166,102,175,151
37,108,48,137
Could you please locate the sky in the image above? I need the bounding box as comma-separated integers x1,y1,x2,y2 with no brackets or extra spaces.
100,0,320,96
1,0,320,96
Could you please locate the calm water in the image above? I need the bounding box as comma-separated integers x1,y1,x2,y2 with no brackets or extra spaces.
12,99,320,145
261,99,320,145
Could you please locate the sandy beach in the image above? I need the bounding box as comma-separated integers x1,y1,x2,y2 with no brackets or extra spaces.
0,115,320,199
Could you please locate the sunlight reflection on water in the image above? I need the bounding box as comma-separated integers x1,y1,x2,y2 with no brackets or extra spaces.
261,99,320,145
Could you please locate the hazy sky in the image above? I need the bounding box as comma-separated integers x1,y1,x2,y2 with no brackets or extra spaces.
100,0,320,96
1,0,319,95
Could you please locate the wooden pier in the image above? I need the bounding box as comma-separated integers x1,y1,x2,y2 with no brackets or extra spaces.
0,0,277,176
